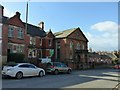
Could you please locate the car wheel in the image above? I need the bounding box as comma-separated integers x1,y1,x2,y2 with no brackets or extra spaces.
67,69,71,74
39,71,44,77
16,72,23,79
54,70,59,75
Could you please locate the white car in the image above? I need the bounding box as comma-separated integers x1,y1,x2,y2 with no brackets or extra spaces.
2,63,45,79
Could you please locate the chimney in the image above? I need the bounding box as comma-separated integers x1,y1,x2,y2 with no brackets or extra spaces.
16,12,21,18
38,21,44,30
0,5,4,17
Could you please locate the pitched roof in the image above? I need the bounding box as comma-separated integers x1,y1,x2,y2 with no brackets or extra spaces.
0,16,9,24
54,28,77,38
23,23,46,37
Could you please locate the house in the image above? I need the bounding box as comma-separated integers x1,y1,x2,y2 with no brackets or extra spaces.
1,5,89,70
54,28,88,69
88,51,112,65
0,5,49,65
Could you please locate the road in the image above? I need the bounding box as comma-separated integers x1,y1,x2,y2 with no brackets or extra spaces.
2,68,119,89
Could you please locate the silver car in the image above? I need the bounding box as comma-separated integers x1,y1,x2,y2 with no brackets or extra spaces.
47,62,72,75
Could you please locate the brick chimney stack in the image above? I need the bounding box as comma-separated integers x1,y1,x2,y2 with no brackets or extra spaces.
38,21,44,30
0,5,4,17
16,12,21,18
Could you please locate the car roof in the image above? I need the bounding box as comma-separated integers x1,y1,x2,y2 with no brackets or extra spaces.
17,63,34,65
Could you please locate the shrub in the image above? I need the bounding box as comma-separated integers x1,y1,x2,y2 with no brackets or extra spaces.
8,53,25,63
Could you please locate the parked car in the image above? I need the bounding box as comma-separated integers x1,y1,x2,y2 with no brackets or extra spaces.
47,62,72,75
2,63,45,79
113,64,120,69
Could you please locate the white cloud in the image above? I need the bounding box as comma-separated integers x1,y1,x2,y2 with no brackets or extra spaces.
85,21,118,51
91,21,118,33
4,7,14,17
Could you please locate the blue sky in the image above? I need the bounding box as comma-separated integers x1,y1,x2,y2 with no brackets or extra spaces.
0,2,118,51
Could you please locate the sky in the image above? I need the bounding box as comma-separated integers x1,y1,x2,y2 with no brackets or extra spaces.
0,1,119,51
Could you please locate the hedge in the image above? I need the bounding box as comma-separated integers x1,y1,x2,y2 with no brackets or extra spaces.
8,53,25,63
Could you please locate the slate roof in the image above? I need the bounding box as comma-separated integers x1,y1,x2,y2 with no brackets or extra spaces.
0,16,46,37
54,27,88,42
0,16,8,24
54,28,77,38
23,23,46,37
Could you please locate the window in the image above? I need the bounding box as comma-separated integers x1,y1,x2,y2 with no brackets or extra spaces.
29,64,36,68
49,39,52,46
8,26,14,37
16,45,24,53
30,37,36,45
82,45,85,50
40,38,42,46
70,42,73,49
28,49,37,58
76,43,80,50
19,64,29,68
18,28,23,39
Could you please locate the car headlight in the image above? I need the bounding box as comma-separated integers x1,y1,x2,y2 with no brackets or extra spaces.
7,69,12,71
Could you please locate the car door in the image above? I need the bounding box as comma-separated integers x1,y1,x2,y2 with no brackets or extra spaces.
28,64,39,76
18,64,30,76
61,63,68,72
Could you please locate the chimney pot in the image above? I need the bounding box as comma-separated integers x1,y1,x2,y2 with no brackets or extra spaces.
38,21,44,30
16,12,21,18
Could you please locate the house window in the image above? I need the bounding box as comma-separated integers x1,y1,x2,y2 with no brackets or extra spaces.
40,38,42,46
18,28,23,39
70,42,73,59
30,37,36,45
28,49,37,58
49,39,52,46
16,45,24,53
82,45,85,50
76,43,80,50
70,42,73,49
8,26,14,37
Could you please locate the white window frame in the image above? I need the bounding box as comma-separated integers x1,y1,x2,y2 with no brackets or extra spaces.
40,38,42,46
28,49,37,58
8,25,14,38
18,28,24,39
30,37,36,45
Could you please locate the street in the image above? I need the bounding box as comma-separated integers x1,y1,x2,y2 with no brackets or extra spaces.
2,68,119,89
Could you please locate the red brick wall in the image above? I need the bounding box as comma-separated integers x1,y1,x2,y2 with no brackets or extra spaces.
55,28,88,66
2,24,8,56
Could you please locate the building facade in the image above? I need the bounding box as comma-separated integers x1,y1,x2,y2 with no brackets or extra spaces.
1,5,88,69
54,28,88,69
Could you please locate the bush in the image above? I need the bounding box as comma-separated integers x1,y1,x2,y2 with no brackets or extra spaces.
8,53,25,63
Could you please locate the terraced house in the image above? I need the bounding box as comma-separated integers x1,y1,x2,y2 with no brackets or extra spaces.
0,5,88,69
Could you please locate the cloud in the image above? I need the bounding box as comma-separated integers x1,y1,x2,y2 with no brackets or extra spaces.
4,7,14,17
85,21,118,51
91,21,118,33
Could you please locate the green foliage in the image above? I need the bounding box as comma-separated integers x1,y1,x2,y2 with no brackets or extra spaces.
112,58,120,65
8,53,25,63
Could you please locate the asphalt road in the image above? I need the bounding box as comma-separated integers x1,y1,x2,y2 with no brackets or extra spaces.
2,68,119,89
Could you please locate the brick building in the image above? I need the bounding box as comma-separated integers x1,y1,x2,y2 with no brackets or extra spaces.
0,5,55,64
54,28,88,69
0,5,88,69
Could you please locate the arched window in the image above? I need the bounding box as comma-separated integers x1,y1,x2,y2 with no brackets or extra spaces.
70,42,73,59
76,43,80,50
70,41,73,49
82,44,85,50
